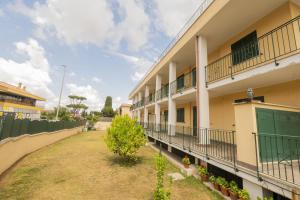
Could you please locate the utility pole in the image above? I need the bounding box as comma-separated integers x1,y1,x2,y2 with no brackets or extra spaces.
55,65,66,121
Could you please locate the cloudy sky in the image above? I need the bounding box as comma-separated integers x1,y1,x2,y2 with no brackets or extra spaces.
0,0,203,110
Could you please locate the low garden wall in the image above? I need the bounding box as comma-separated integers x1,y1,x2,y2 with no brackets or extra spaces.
0,127,82,175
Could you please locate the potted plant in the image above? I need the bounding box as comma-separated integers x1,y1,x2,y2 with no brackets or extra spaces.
182,155,190,168
239,189,250,200
229,181,239,200
218,177,229,196
198,166,209,182
209,176,219,190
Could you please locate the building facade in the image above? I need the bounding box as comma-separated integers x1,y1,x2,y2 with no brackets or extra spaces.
129,0,300,199
0,82,45,120
118,103,132,117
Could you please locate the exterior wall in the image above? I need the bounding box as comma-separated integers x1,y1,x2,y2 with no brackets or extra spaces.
175,102,196,128
0,102,43,120
210,79,300,130
119,106,131,116
0,127,82,175
208,2,295,64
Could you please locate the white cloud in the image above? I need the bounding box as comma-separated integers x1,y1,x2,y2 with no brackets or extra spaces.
111,51,152,81
66,83,103,111
154,0,203,37
11,0,150,51
92,77,102,83
0,38,55,105
0,9,4,17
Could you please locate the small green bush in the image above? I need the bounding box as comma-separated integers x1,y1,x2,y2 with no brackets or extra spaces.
198,166,208,176
209,175,216,183
182,155,190,165
105,115,146,160
154,154,170,200
216,177,228,188
229,181,239,194
239,189,250,200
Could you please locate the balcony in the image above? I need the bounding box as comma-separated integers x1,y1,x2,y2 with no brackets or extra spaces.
155,84,169,102
145,93,155,106
0,98,36,107
170,69,196,96
205,15,300,85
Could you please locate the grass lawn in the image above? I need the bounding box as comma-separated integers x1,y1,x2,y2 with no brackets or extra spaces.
0,131,223,200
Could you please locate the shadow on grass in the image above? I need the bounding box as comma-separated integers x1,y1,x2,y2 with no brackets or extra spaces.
105,155,145,167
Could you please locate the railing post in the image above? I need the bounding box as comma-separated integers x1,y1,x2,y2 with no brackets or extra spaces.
232,131,238,172
230,66,234,80
182,126,185,149
253,132,263,181
189,128,191,152
205,66,208,88
271,32,279,66
206,128,209,160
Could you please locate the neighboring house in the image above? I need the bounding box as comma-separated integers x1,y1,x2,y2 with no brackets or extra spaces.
129,1,300,199
118,103,132,117
0,82,45,120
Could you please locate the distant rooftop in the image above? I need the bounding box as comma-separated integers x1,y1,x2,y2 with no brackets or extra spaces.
0,82,46,101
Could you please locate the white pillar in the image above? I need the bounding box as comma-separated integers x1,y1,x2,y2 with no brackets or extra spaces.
155,75,161,130
137,92,142,122
168,62,176,136
144,86,149,127
197,36,210,128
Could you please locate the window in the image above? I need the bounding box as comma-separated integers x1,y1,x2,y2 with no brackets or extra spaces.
177,74,184,90
177,108,184,123
231,31,259,65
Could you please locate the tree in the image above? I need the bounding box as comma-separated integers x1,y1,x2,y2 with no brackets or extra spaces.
66,95,88,117
105,115,146,160
101,96,115,117
154,154,170,200
41,107,71,121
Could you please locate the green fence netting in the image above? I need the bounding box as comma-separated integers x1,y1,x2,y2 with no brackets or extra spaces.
0,116,85,141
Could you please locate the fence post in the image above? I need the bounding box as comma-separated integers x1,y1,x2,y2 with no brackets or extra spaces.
253,132,263,181
232,131,238,172
182,126,185,149
206,128,209,160
271,33,279,66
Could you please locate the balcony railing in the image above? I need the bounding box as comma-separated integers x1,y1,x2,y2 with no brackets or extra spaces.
156,85,169,101
170,69,196,95
253,133,300,186
205,15,300,84
0,98,36,107
145,93,155,105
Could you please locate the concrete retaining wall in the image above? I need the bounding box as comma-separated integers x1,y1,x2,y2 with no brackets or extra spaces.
0,127,82,175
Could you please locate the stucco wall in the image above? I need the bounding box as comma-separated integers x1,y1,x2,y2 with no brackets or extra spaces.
0,127,82,175
210,79,300,130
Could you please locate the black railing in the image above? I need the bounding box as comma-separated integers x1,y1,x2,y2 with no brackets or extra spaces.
155,85,169,101
140,122,236,164
206,15,300,84
254,133,300,186
145,93,155,105
170,69,197,95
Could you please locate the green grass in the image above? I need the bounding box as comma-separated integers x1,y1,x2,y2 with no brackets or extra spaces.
0,131,224,200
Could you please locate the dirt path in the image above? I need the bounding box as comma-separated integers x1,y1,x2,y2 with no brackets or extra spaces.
0,131,223,200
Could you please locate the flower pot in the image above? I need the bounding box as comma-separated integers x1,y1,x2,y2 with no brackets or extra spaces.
229,191,238,200
184,164,190,168
200,174,209,182
213,183,220,191
221,186,229,196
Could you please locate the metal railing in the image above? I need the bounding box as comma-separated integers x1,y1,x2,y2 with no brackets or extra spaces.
140,122,236,165
145,93,155,105
205,15,300,84
253,133,300,186
155,85,169,101
170,70,197,95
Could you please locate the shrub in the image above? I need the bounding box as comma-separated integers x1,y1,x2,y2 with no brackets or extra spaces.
216,177,228,188
154,154,170,200
182,155,190,165
209,175,216,183
105,115,146,160
239,189,250,200
229,181,239,194
198,166,208,176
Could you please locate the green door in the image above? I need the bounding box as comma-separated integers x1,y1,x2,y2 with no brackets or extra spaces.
256,108,300,162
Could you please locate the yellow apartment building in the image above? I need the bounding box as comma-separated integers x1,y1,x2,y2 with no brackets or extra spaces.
0,82,45,119
118,103,132,117
129,0,300,199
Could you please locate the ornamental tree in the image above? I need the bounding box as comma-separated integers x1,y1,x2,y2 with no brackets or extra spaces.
105,115,146,160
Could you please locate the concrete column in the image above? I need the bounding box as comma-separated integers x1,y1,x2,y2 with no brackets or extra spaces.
243,179,263,200
197,36,210,128
168,62,176,136
155,75,161,130
144,86,149,127
137,92,142,122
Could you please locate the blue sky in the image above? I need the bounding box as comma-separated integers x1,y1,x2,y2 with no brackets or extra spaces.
0,0,202,110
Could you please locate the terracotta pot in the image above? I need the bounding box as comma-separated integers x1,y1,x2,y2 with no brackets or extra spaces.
184,164,190,168
200,174,209,182
221,186,229,196
229,191,238,200
213,183,220,191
